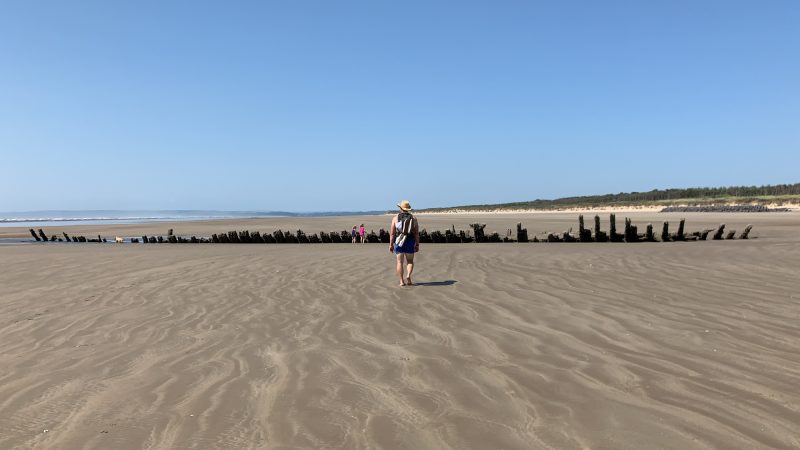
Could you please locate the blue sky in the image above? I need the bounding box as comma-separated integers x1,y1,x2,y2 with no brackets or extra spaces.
1,1,798,212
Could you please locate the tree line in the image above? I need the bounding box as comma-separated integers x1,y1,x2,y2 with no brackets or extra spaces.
425,183,800,211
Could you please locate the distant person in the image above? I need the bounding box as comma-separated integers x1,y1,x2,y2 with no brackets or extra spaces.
359,224,366,243
390,200,419,286
351,226,358,244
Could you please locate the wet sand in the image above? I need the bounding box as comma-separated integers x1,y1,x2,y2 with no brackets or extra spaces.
1,212,799,449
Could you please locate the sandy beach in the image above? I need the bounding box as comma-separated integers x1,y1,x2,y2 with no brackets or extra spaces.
1,210,795,241
1,212,799,449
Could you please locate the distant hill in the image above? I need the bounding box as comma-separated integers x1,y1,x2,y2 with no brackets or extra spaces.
421,183,800,212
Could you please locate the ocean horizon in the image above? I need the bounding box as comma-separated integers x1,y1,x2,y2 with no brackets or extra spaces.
0,210,386,228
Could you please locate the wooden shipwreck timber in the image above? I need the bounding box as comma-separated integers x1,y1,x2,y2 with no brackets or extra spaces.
29,228,106,243
28,215,754,245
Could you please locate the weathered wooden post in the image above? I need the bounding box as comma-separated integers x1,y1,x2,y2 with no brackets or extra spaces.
725,230,737,240
609,214,616,240
578,215,592,242
739,225,753,239
38,229,48,242
675,219,686,241
609,214,623,242
624,217,630,241
594,215,608,242
63,232,71,242
168,229,174,236
419,229,431,243
645,224,655,241
470,223,487,242
30,229,40,241
712,224,726,240
624,218,638,242
297,230,309,243
517,223,529,243
661,222,670,242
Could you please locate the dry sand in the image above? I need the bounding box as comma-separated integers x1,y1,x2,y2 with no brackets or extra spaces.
1,212,799,449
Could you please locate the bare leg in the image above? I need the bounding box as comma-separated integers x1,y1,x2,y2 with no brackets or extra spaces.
405,254,415,285
396,254,406,286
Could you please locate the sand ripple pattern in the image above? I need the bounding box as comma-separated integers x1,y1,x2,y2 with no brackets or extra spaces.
1,238,799,449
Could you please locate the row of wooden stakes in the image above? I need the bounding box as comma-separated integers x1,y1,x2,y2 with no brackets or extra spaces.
29,229,105,243
29,215,753,244
535,214,754,243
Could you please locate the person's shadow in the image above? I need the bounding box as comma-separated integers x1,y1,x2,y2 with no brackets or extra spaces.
414,280,457,287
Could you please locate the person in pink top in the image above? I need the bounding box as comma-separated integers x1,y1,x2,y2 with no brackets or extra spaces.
359,224,366,243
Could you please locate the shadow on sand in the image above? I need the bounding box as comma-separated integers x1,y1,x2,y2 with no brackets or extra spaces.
413,280,457,287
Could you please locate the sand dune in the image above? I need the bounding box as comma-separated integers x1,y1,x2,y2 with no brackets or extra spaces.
1,213,799,449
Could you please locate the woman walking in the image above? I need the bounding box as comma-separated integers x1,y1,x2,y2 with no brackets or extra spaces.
389,200,419,286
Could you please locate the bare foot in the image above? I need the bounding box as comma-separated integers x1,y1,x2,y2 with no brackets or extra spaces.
405,277,414,286
399,280,407,287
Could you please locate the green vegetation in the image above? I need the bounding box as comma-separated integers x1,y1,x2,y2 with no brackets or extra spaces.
422,183,800,212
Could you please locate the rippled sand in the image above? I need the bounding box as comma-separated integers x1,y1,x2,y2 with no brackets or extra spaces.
1,213,799,449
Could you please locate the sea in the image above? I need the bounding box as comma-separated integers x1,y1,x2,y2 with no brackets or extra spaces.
0,210,384,228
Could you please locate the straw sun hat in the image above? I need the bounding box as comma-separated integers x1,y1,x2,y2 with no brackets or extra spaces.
397,200,412,211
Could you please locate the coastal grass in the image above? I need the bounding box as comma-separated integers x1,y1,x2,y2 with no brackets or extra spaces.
420,193,800,213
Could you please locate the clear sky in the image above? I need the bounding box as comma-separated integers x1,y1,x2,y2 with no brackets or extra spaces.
1,1,798,212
